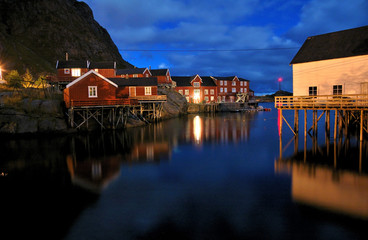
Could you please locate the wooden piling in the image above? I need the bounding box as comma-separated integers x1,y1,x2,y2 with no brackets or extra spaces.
294,110,299,135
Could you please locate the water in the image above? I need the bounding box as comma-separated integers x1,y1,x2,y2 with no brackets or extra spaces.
0,102,367,239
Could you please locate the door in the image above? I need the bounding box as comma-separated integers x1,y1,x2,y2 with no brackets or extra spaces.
129,87,136,97
361,83,368,94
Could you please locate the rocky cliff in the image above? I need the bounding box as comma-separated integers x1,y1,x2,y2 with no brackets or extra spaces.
0,0,133,75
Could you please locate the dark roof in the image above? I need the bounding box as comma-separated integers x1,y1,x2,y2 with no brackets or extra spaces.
171,76,194,87
150,69,168,76
200,76,217,86
116,68,147,75
290,25,368,64
212,76,236,81
109,77,158,87
57,60,88,69
89,61,116,69
238,77,250,82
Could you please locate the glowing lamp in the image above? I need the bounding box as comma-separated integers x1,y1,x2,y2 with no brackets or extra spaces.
278,77,283,82
193,92,200,101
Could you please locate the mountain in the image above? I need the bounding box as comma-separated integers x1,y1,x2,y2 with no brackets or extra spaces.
0,0,133,75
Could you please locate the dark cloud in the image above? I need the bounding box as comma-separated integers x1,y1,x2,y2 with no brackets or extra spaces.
84,0,368,95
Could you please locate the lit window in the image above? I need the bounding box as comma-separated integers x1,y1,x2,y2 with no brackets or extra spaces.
220,81,223,86
210,89,214,95
88,86,97,98
210,96,214,101
133,74,138,78
309,86,317,96
186,97,190,102
333,85,342,95
145,74,149,77
185,89,189,95
232,81,236,86
204,89,208,95
145,87,152,95
232,88,236,93
193,82,200,87
204,96,209,102
94,69,99,72
64,68,70,74
224,81,227,86
71,68,81,77
178,89,183,95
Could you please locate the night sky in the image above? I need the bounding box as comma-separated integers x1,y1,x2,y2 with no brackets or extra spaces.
84,0,368,95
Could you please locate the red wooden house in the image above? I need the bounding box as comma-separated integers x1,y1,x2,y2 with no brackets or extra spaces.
213,76,250,102
52,60,118,88
64,70,161,108
150,69,174,87
173,75,217,103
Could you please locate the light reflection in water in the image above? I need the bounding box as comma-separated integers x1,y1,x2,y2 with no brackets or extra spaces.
276,136,368,219
193,115,202,144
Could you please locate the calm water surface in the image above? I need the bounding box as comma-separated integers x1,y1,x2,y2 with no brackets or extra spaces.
1,103,367,239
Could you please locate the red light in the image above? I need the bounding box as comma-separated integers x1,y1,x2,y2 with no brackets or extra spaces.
278,77,283,82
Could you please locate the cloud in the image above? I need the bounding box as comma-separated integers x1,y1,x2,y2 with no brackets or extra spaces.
83,0,368,94
287,0,368,42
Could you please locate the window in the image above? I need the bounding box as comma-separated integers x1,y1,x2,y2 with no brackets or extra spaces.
88,86,97,98
333,85,342,95
204,96,209,102
71,68,81,77
240,88,243,93
186,97,190,102
232,88,236,93
178,89,183,95
309,86,317,96
145,74,149,77
220,81,223,86
193,82,200,87
94,69,99,72
145,87,152,95
232,81,236,86
244,88,247,93
210,89,214,95
220,88,223,93
185,89,189,95
224,88,227,93
133,74,138,78
210,96,214,101
224,81,227,86
204,89,208,95
64,68,70,74
240,82,243,86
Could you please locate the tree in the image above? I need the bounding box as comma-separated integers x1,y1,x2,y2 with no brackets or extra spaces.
6,70,23,89
22,69,34,88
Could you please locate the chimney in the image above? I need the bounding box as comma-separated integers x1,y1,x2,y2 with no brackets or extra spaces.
65,52,69,61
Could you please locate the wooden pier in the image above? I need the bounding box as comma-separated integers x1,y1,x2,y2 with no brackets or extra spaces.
66,95,167,130
275,94,368,141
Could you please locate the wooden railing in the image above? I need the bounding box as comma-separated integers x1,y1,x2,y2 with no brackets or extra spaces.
275,94,368,110
67,98,138,108
130,95,167,102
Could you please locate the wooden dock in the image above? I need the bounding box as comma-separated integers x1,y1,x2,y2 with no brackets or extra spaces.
66,95,167,130
275,94,368,141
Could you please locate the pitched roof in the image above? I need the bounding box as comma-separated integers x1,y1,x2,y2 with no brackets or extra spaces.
116,68,148,75
212,76,236,81
109,77,158,87
290,25,368,64
171,76,193,87
200,76,217,86
238,77,250,82
89,61,116,69
57,60,88,69
65,70,118,88
150,69,168,76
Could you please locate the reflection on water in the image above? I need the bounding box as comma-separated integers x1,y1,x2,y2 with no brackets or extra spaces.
1,108,367,240
276,136,368,219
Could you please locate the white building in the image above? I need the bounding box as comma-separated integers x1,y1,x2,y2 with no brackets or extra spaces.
291,25,368,96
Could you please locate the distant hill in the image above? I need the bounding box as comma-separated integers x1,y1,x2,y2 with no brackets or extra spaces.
0,0,133,75
254,90,292,102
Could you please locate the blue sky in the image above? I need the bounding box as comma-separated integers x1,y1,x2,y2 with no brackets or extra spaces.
83,0,368,95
